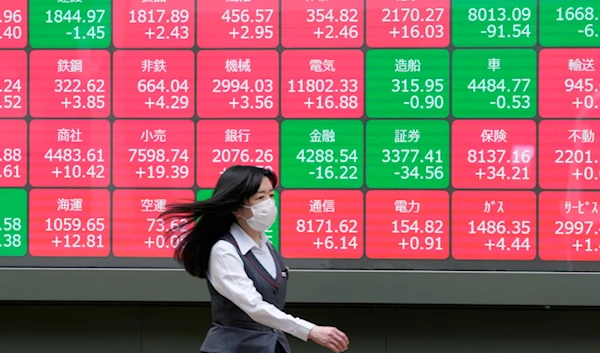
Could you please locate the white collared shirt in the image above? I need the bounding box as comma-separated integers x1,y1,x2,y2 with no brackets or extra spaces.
207,223,316,341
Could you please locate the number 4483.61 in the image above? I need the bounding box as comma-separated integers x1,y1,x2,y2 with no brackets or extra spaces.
1,148,22,179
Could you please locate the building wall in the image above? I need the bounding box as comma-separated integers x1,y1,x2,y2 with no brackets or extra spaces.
1,303,598,353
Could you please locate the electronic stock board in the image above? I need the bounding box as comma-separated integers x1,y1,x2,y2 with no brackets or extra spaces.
1,0,600,304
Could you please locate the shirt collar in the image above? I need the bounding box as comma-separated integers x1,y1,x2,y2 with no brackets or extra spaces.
230,223,267,255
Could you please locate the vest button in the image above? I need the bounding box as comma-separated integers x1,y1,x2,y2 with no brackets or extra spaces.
273,288,278,294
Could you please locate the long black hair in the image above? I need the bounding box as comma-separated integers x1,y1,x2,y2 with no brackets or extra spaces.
159,165,277,278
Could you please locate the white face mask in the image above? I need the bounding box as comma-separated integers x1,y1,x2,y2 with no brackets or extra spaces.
242,198,278,232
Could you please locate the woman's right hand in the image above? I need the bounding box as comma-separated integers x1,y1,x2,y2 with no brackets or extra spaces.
308,326,349,352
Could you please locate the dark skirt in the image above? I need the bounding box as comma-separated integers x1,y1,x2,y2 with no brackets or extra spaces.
202,342,287,353
275,342,286,353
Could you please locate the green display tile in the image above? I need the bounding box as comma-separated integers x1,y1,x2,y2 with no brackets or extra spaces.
540,0,600,47
281,119,364,189
366,49,450,118
366,120,450,189
30,0,111,48
452,0,537,47
0,189,27,256
452,49,537,118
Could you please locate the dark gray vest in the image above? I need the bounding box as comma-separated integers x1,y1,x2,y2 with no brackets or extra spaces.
200,233,291,353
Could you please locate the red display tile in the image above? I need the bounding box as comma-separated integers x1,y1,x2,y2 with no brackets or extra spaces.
539,191,600,261
113,120,195,188
29,189,111,257
452,120,536,189
112,189,195,257
0,1,27,48
281,0,364,48
539,49,600,118
113,0,195,48
366,190,449,259
197,0,279,48
539,120,600,190
0,50,26,117
0,119,26,187
280,190,364,259
29,50,111,118
197,50,279,118
197,120,279,188
281,50,364,118
29,120,110,188
452,191,536,260
366,0,450,48
113,50,195,118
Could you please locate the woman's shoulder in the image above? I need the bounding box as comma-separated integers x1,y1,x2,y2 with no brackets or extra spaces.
210,236,239,257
